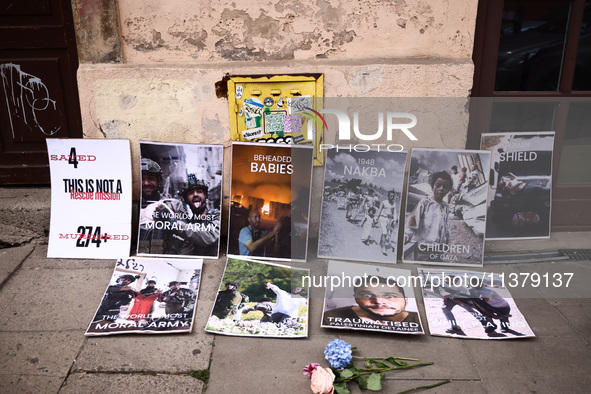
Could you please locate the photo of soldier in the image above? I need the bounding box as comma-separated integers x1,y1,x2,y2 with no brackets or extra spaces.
137,142,223,258
206,257,309,338
86,258,203,336
420,269,535,340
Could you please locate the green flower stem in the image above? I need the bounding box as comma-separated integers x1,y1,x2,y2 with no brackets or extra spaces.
353,356,420,362
397,379,452,394
352,362,433,373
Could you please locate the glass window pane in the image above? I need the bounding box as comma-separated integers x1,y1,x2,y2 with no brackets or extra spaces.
557,101,591,184
490,102,557,132
572,1,591,91
495,1,571,91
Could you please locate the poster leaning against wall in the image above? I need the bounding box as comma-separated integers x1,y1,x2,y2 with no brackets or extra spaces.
481,132,554,240
46,139,132,259
137,141,223,259
402,148,491,267
318,149,408,263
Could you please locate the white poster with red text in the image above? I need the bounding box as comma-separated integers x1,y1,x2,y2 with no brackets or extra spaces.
46,139,132,258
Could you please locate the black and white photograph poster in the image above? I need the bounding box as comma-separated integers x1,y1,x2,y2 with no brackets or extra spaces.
318,149,408,263
46,139,132,259
481,132,554,240
137,141,223,258
402,148,491,267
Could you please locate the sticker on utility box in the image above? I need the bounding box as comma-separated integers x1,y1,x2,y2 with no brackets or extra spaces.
288,95,313,114
243,99,264,117
264,112,286,136
242,128,264,140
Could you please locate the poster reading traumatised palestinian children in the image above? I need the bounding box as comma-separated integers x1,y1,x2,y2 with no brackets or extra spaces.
318,149,408,264
419,268,535,339
402,148,491,267
86,257,202,336
227,142,313,262
321,261,424,334
205,257,310,338
481,132,555,240
46,139,132,259
137,142,223,259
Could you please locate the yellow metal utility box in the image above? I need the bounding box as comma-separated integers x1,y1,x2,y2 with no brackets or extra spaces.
227,75,324,165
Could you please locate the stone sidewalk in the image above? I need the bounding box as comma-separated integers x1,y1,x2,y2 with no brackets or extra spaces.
0,187,590,393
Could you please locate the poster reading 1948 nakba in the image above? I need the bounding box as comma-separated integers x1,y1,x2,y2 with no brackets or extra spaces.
321,261,424,335
317,149,408,263
481,132,555,240
402,148,491,267
137,141,223,259
46,139,132,259
419,268,535,339
86,257,202,336
206,257,310,338
227,142,313,262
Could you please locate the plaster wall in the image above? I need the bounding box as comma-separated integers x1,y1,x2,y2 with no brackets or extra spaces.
72,0,479,233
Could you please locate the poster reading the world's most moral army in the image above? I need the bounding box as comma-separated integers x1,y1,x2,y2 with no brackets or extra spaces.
46,139,132,259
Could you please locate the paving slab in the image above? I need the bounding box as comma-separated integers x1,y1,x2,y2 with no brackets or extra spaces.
464,335,591,393
509,298,576,338
0,244,34,284
360,379,486,394
25,244,118,269
515,260,591,299
60,372,204,393
553,304,591,345
0,331,82,376
0,375,64,394
76,333,214,373
0,267,113,331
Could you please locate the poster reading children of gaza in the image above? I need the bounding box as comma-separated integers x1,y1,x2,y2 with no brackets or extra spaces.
402,148,491,267
137,142,223,258
419,269,535,339
321,261,424,334
481,132,555,240
86,257,202,336
318,149,407,263
205,257,310,338
227,142,314,262
46,139,132,259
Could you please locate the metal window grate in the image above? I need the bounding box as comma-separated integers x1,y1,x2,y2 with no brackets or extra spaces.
559,249,591,261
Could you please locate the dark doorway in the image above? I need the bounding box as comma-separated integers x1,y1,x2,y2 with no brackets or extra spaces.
0,0,83,184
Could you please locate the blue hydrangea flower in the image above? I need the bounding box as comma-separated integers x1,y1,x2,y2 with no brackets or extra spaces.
324,339,352,369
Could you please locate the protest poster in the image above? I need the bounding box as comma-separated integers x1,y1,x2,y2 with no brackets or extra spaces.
481,132,554,240
402,148,491,267
46,139,132,259
318,149,407,263
86,257,202,336
321,261,424,334
205,257,309,338
227,142,313,262
419,268,535,339
137,141,223,258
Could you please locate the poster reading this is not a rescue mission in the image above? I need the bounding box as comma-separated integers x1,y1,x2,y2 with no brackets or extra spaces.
46,139,132,259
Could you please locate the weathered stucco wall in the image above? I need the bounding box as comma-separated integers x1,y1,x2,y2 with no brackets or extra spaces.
116,0,475,62
72,0,479,232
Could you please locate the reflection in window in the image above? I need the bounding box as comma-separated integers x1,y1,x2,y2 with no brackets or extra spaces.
495,1,571,91
489,102,556,131
573,0,591,91
557,101,591,184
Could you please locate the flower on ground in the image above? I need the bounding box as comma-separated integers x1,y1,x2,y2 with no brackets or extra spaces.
303,363,320,378
324,339,352,369
310,366,335,394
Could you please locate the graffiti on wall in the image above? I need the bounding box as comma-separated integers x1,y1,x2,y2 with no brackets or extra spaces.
1,63,62,138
